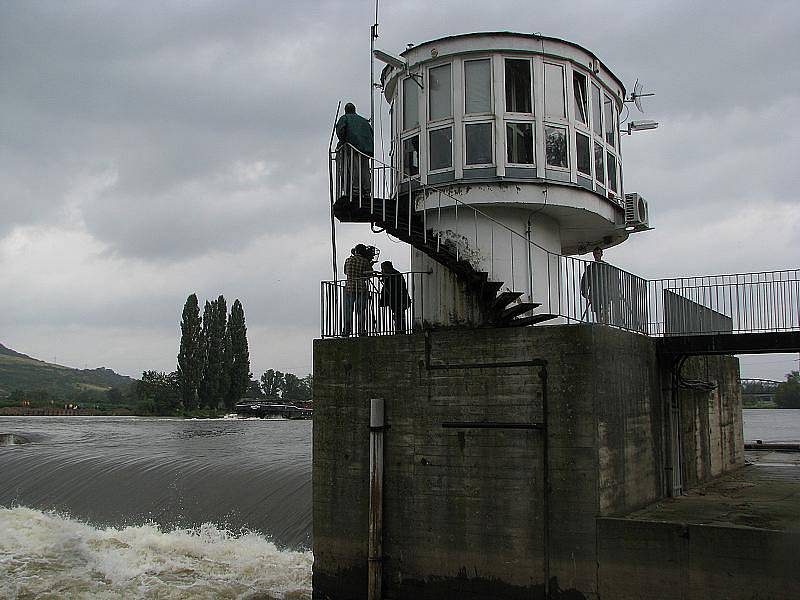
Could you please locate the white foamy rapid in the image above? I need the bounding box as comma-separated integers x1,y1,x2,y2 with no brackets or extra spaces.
0,506,312,599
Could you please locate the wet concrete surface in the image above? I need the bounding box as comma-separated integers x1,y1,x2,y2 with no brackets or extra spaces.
625,451,800,531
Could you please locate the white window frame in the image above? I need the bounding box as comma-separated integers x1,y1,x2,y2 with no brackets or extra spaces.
505,121,536,167
428,124,454,174
590,82,603,140
543,61,568,122
543,123,569,171
593,139,605,187
606,149,618,196
463,121,494,168
572,69,591,134
402,76,421,133
575,130,592,178
400,133,420,181
427,62,453,125
463,57,494,117
603,92,617,149
503,56,534,116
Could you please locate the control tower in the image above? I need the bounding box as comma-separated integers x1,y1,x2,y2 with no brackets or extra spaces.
356,32,650,327
314,30,778,600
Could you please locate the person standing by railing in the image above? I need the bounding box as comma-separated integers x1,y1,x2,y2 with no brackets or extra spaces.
378,261,411,334
342,244,377,336
581,247,613,324
335,103,373,200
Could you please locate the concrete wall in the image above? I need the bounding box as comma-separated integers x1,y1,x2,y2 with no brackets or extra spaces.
597,518,800,600
312,325,742,599
678,356,744,489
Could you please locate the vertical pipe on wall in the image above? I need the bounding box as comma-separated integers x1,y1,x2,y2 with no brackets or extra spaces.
539,367,551,599
368,398,385,600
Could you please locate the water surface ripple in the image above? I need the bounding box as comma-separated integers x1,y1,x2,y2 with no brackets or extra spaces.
0,417,312,550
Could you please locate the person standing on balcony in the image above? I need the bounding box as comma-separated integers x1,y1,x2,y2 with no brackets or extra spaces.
379,261,410,334
342,244,377,336
335,103,373,200
581,247,612,324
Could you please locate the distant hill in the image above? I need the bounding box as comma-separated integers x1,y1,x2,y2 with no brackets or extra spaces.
0,343,135,398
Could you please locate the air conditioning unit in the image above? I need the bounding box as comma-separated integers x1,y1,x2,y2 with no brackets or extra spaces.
624,192,651,231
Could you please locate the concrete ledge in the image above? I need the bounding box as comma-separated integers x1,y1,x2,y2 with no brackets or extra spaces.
598,517,800,599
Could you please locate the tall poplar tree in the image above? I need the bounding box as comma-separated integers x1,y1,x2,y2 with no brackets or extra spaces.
198,300,217,408
177,293,202,410
214,296,229,406
225,299,250,408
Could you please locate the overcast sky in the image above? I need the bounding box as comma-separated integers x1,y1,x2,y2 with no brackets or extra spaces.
1,0,798,381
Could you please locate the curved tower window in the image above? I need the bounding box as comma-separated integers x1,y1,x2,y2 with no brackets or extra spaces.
403,78,419,130
465,122,493,165
591,83,603,137
573,71,589,126
429,126,453,171
402,136,419,177
507,122,534,165
576,132,591,176
545,125,568,168
505,58,532,114
604,94,616,148
544,63,566,118
465,59,492,114
607,151,618,193
429,64,452,122
594,141,605,185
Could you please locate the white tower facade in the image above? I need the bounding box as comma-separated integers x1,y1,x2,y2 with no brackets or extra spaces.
379,32,646,325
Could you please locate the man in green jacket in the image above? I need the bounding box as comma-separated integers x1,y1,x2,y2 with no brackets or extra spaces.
336,103,373,200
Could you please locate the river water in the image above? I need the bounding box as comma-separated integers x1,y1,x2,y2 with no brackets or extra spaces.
1,411,798,598
0,416,312,599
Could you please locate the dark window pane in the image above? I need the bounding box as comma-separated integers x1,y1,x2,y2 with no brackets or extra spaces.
607,151,618,192
576,132,591,176
465,59,492,114
545,125,568,168
506,122,534,165
594,141,604,183
429,64,452,121
604,95,616,147
544,63,566,118
429,127,452,171
573,72,588,125
402,136,419,176
505,59,531,113
403,78,419,130
465,123,493,165
591,84,602,137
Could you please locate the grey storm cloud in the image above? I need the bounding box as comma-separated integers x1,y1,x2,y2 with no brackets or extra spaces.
0,0,798,379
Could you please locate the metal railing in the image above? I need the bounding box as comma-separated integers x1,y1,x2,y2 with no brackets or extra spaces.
321,272,427,338
329,143,800,339
648,271,800,336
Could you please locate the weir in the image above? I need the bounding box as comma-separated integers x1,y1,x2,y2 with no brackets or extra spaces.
314,31,800,599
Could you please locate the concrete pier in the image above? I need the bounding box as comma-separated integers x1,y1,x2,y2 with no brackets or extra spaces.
598,452,800,599
309,325,785,599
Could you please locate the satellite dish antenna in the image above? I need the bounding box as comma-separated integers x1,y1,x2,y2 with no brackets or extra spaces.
625,79,655,113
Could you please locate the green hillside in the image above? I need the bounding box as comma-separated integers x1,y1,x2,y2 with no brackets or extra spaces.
0,343,134,398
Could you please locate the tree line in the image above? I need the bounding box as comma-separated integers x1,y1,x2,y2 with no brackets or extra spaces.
775,370,800,409
177,294,250,410
254,369,312,401
131,294,251,415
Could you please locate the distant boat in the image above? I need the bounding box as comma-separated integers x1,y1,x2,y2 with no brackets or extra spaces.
232,401,312,420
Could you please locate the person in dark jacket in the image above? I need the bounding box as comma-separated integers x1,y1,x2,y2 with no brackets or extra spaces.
378,261,410,334
580,247,615,324
335,103,373,199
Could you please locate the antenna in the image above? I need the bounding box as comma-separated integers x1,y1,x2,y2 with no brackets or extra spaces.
370,0,379,127
625,79,655,113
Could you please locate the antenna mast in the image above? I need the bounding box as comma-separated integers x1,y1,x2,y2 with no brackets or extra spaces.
370,0,379,127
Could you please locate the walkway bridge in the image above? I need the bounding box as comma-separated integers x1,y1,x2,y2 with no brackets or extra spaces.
324,144,800,357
